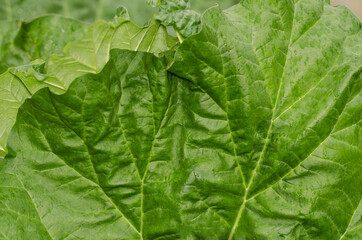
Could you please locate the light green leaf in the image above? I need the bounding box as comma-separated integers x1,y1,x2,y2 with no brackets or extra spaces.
46,16,178,88
0,61,66,159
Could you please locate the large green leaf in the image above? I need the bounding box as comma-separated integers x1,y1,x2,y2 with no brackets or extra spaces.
0,16,177,160
169,0,362,238
1,49,175,239
0,15,86,74
0,0,123,22
0,0,361,239
46,16,178,86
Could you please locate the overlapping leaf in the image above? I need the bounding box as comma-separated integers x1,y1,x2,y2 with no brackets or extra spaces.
147,0,241,38
0,15,86,74
0,16,177,159
150,0,201,38
46,16,178,86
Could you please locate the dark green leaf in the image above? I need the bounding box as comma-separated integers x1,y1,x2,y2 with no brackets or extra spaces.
0,15,86,74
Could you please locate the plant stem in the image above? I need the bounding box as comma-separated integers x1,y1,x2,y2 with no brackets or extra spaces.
175,29,184,43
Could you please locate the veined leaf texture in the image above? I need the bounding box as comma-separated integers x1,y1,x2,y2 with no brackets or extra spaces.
0,0,361,239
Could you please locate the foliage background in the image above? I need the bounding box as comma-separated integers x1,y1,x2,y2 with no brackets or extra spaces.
120,0,240,25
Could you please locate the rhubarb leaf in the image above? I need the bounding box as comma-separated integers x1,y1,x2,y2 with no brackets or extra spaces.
169,1,362,238
46,16,178,84
0,15,177,159
0,0,361,239
0,50,174,239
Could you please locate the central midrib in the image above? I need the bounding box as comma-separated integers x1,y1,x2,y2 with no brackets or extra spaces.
227,3,297,238
139,71,171,238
